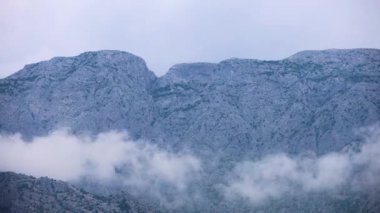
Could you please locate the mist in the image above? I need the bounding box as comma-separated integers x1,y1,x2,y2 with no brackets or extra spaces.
223,125,380,205
0,129,201,195
1,125,380,208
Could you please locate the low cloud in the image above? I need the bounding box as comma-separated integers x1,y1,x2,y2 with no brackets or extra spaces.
0,129,201,206
1,126,380,208
224,125,380,205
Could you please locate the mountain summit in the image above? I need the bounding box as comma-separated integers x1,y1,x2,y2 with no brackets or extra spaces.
0,50,156,137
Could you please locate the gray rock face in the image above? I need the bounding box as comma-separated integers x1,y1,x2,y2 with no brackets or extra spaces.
1,49,379,155
0,172,145,213
0,48,380,212
152,49,380,158
0,50,156,138
0,171,178,213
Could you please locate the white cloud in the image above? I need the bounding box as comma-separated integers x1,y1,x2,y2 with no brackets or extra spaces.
1,125,380,208
0,129,201,193
224,125,380,205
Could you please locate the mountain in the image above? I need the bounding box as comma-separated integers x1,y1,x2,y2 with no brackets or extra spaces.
1,49,379,155
0,172,157,213
0,48,379,212
1,171,379,213
0,50,156,138
152,49,380,157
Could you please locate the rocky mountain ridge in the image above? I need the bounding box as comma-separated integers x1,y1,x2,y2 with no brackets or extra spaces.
0,171,157,213
1,49,379,156
0,48,379,212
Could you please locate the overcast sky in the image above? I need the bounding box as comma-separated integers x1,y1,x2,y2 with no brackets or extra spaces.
1,0,379,78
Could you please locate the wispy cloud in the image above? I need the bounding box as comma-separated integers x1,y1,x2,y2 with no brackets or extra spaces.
1,125,380,208
0,129,201,206
223,125,380,205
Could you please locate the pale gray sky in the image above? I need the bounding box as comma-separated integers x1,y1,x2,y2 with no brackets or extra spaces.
1,0,379,78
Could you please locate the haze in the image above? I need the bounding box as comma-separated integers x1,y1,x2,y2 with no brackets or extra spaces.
1,0,380,78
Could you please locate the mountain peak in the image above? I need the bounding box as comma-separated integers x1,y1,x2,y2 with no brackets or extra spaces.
287,48,380,63
5,50,154,82
75,50,145,63
0,50,156,137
